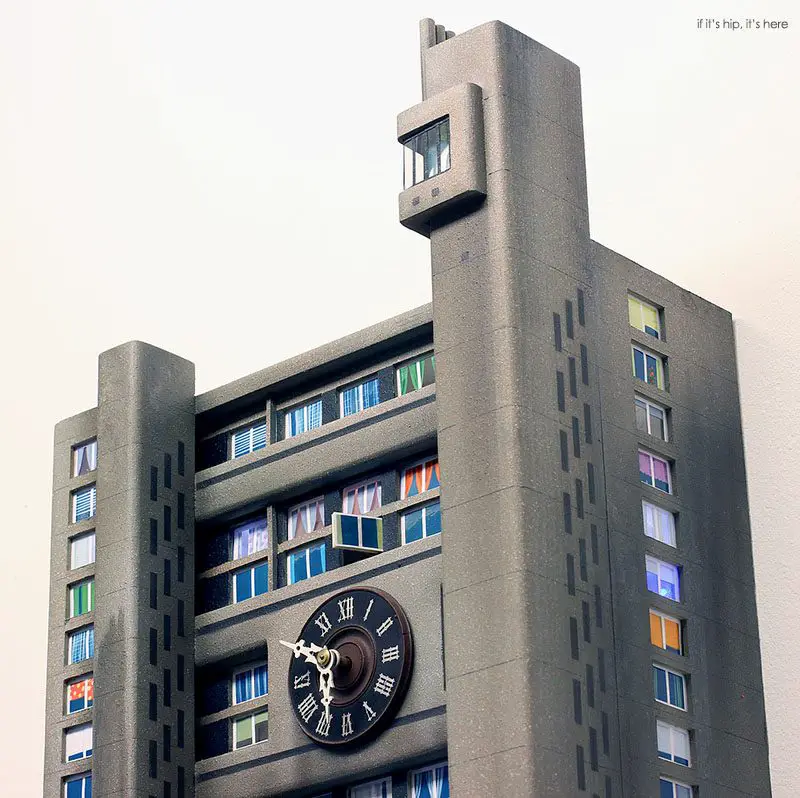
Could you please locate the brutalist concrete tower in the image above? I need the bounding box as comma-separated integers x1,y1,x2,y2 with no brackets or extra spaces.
397,17,771,797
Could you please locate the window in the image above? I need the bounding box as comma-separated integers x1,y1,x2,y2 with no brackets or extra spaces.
635,397,668,440
646,556,681,601
401,501,442,544
410,762,449,798
653,664,687,710
650,609,683,655
233,562,269,603
70,532,96,569
285,400,322,438
340,378,380,417
288,542,326,585
66,676,94,714
657,721,690,766
397,353,436,396
333,513,383,552
660,777,692,798
65,723,92,761
231,517,268,560
288,497,325,540
232,710,268,749
233,663,268,705
347,776,392,798
632,345,665,388
639,450,672,493
402,457,440,498
402,117,451,189
64,773,92,798
231,420,267,459
68,627,95,664
643,501,676,547
343,479,382,515
72,440,97,477
72,485,96,523
69,579,95,618
628,295,662,338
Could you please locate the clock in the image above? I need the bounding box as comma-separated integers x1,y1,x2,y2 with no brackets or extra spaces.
279,586,413,746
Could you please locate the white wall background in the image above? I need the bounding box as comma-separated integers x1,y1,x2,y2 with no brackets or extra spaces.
0,1,796,794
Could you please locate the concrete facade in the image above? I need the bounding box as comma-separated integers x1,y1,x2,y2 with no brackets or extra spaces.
43,17,770,798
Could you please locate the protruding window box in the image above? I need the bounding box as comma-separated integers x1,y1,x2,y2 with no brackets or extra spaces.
397,82,486,236
332,512,384,553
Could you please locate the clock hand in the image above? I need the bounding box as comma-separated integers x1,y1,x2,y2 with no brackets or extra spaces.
279,638,323,666
316,648,340,723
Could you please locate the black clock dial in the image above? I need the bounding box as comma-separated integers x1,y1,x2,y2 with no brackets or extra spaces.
285,587,413,746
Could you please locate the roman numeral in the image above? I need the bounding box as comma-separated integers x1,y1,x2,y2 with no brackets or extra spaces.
363,598,374,622
337,596,354,622
297,693,318,723
315,612,332,637
341,713,354,737
376,617,394,637
315,712,332,737
363,701,377,722
381,645,400,663
373,673,395,697
293,671,312,690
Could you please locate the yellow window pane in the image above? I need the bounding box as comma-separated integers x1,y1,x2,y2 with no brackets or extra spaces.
665,619,681,652
642,304,659,333
628,296,641,328
649,611,663,648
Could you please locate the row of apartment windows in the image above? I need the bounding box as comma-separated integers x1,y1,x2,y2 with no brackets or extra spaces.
630,295,695,798
204,456,441,609
220,352,436,463
320,763,449,798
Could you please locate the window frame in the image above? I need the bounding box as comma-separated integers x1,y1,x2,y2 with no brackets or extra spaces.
402,116,451,189
401,500,442,545
401,456,440,500
409,761,450,798
63,773,92,798
642,501,677,547
68,578,95,619
653,663,687,710
71,484,97,523
72,439,97,478
347,776,393,798
64,722,93,762
66,674,94,715
646,556,681,602
660,777,692,798
232,561,269,604
339,377,380,418
230,516,269,561
342,478,382,516
69,531,96,570
288,497,326,540
396,351,436,396
656,720,691,767
635,396,669,441
231,708,269,750
230,420,267,460
650,609,683,655
628,294,662,339
639,449,672,494
632,344,665,389
284,398,323,439
231,661,268,706
67,626,95,665
287,542,327,585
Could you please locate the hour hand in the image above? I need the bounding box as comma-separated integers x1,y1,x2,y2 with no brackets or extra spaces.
279,638,322,665
319,663,335,722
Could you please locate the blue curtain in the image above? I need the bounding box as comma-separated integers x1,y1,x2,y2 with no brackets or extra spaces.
254,665,268,697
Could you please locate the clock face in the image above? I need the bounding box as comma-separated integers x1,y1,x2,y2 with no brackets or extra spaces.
286,587,413,746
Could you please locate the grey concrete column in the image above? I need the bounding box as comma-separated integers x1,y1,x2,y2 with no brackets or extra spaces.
93,342,195,797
